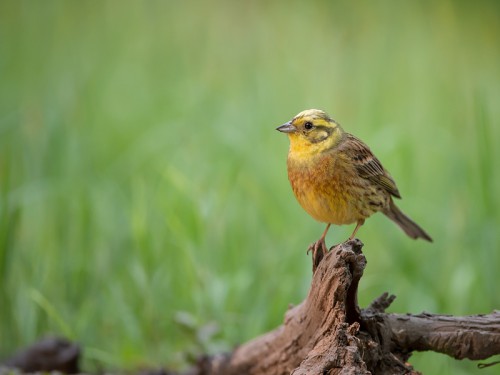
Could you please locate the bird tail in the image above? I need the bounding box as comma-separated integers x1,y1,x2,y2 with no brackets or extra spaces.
383,200,432,242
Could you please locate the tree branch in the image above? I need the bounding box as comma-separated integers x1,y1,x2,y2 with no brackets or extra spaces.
386,311,500,360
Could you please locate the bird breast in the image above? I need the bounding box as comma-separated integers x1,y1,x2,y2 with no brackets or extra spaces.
287,151,378,225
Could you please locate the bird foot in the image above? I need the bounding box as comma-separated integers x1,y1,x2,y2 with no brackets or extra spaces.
307,238,328,272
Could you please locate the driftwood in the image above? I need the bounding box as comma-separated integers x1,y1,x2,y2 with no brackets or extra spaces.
190,239,500,375
2,240,499,375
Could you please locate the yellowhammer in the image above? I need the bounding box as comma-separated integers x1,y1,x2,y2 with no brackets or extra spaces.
277,109,432,255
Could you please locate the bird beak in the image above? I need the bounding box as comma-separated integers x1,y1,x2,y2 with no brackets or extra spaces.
276,121,297,133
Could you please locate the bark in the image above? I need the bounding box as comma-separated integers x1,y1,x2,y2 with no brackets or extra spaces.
191,240,500,375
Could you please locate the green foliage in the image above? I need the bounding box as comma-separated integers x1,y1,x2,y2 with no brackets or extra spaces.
1,1,499,374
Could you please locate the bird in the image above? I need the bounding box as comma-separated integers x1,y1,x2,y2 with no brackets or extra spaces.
276,109,432,256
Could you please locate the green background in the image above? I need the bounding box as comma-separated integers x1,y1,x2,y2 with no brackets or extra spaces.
1,1,499,374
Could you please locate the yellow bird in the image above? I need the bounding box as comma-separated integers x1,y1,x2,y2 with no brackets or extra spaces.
277,109,432,255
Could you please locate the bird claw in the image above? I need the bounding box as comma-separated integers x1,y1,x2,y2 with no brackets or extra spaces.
307,238,328,255
307,239,328,272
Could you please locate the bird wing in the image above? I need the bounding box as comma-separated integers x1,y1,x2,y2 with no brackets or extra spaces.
342,133,401,199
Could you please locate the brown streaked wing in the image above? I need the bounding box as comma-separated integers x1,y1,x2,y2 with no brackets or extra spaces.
341,134,401,198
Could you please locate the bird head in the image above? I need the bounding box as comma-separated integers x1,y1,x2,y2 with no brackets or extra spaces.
276,109,344,154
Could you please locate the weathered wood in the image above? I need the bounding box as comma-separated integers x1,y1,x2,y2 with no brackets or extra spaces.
196,240,369,375
3,240,499,375
192,240,500,375
386,311,500,359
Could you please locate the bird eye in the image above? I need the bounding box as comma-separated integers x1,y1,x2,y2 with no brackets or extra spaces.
304,121,313,130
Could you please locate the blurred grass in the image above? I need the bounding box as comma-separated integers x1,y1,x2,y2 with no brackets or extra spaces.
1,1,499,374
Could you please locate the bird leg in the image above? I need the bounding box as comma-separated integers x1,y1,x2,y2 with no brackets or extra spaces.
307,224,331,270
349,219,365,240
